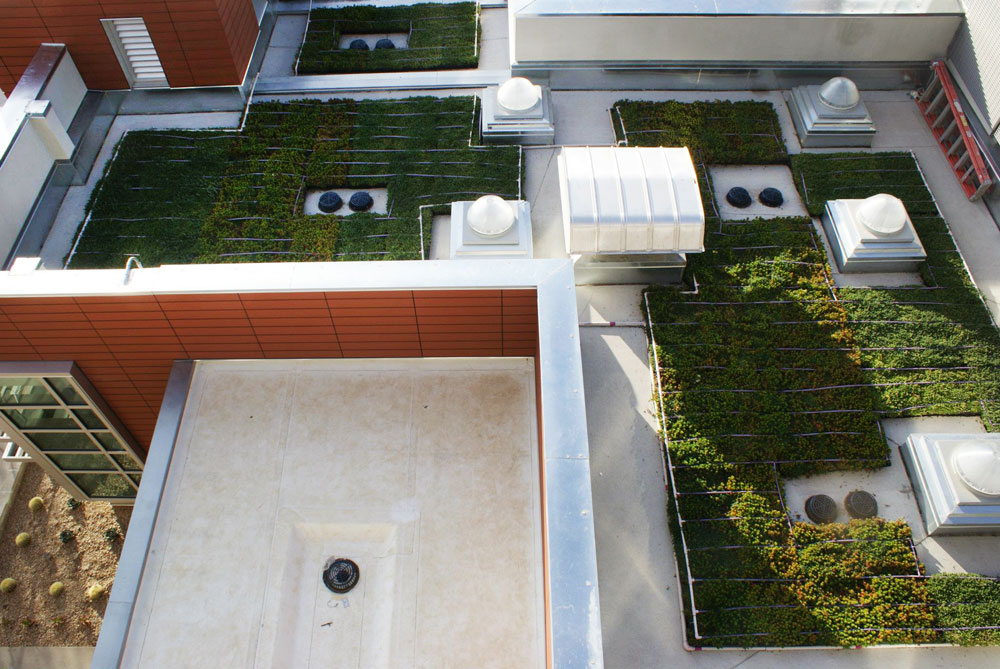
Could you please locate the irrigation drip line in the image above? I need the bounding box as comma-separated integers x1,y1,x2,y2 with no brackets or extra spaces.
687,537,916,552
669,431,868,441
696,624,1000,640
681,516,790,523
655,340,986,352
692,574,939,583
676,490,782,496
661,379,981,396
671,456,888,469
699,601,1000,614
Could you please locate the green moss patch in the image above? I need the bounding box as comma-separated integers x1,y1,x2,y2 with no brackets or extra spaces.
69,97,519,267
612,99,788,164
297,3,479,75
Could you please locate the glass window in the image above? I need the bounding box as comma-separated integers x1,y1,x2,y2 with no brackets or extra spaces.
0,367,143,503
112,453,141,471
0,378,57,406
49,453,114,471
72,409,106,430
46,377,86,405
29,432,100,451
68,473,136,499
94,432,125,451
4,408,79,430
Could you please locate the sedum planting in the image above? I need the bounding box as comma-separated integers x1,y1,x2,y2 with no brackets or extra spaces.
624,101,1000,646
69,97,518,268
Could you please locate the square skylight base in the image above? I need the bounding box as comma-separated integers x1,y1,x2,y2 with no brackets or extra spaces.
788,85,876,148
480,88,555,145
822,199,926,273
450,200,532,258
902,433,1000,536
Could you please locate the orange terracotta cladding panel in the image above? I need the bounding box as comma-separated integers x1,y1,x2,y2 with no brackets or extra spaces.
0,289,538,449
0,0,259,89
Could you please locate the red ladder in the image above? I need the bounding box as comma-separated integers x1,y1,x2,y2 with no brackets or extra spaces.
916,61,994,201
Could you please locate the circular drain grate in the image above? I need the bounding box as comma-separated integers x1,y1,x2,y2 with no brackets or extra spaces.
844,490,878,519
323,558,360,594
349,39,369,51
349,191,374,212
375,38,396,50
726,187,752,208
318,191,343,213
804,494,838,524
759,187,784,208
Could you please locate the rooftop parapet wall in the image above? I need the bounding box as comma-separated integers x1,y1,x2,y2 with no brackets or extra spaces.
0,45,85,270
512,0,963,69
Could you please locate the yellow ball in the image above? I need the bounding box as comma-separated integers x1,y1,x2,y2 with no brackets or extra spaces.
14,532,30,547
49,582,64,597
27,497,44,511
0,578,16,593
86,584,105,601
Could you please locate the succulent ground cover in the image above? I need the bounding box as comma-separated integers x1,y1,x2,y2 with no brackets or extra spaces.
297,3,479,75
69,96,519,268
621,101,1000,646
0,464,129,646
792,153,1000,427
612,99,787,164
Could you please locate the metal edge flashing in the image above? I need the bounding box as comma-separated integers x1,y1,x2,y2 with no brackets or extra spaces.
536,262,604,667
91,360,194,669
67,259,604,667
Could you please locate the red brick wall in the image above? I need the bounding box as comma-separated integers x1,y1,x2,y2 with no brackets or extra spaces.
0,0,259,92
0,289,539,449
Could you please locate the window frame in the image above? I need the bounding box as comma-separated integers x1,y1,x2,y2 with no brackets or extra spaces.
0,361,144,503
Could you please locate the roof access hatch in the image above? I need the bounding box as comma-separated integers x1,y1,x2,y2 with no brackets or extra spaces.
558,146,705,255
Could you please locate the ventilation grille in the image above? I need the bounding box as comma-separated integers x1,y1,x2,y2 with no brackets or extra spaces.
102,18,168,89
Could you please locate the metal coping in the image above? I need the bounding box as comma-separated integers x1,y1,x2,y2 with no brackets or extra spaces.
75,258,604,668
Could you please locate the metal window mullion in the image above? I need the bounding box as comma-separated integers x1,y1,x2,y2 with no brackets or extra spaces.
62,375,145,471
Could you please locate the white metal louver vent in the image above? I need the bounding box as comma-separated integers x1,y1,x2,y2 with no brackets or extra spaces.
101,18,168,89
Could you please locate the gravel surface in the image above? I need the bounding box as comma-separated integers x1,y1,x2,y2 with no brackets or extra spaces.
0,464,130,646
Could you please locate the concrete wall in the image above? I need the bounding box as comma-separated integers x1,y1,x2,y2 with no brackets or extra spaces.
513,14,962,68
0,48,84,268
0,0,260,91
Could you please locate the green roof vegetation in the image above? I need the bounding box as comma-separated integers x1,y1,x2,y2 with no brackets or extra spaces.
68,96,519,268
619,100,1000,647
297,3,479,75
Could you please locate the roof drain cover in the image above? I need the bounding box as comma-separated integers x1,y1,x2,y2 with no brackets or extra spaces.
323,557,360,593
759,188,784,208
349,191,374,212
318,191,343,213
726,187,752,208
804,494,838,524
844,490,878,519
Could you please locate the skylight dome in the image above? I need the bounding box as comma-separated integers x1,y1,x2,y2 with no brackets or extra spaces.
467,195,515,236
497,77,542,112
857,193,908,236
952,441,1000,497
818,76,861,110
